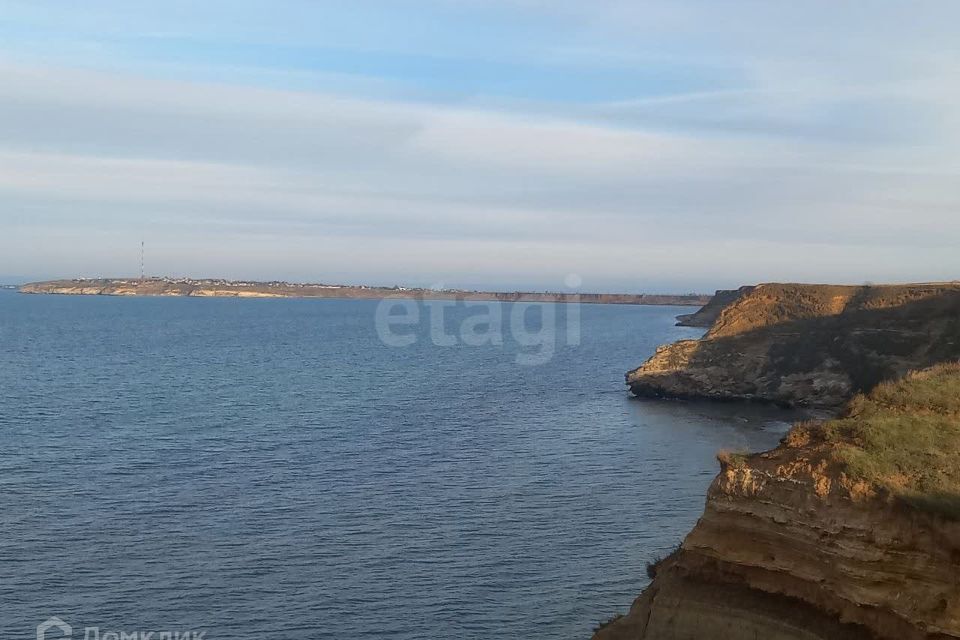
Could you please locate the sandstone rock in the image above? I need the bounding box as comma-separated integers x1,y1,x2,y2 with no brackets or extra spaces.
593,417,960,640
628,283,960,407
675,286,755,328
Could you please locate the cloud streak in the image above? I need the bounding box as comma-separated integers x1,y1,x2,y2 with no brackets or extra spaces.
0,2,959,290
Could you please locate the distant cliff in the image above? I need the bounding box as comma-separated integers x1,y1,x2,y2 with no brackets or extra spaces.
674,286,754,327
627,282,960,407
595,364,960,640
20,278,711,307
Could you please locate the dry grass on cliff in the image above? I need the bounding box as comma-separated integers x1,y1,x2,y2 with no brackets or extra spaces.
822,363,960,519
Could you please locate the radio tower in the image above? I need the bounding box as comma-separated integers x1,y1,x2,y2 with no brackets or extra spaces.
140,240,145,281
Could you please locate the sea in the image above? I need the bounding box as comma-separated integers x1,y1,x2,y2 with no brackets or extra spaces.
0,290,798,639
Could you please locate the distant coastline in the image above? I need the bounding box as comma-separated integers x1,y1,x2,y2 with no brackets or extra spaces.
19,277,712,307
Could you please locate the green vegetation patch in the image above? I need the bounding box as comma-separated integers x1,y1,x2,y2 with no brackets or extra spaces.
821,363,960,519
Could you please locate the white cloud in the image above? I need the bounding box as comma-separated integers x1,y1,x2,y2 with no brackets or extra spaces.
1,0,960,289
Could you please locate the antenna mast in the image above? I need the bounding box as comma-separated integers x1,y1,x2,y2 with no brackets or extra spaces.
140,240,144,281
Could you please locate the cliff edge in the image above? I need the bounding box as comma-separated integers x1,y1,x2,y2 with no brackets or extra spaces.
627,283,960,407
675,286,755,327
596,364,960,640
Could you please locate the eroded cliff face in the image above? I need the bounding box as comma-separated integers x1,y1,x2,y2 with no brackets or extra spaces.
593,420,960,640
627,283,960,407
675,286,755,328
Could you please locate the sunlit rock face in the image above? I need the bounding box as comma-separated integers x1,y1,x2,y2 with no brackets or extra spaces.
593,422,960,640
674,286,755,328
627,282,960,408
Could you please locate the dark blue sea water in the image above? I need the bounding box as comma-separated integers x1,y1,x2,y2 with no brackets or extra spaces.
0,291,796,639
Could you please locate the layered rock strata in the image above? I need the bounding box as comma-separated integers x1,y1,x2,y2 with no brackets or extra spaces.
627,283,960,407
594,409,960,639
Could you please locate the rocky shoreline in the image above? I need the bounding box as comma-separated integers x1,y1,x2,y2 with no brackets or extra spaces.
628,282,960,408
596,365,960,640
597,282,960,639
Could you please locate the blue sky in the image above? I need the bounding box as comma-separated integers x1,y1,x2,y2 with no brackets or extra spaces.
1,1,959,291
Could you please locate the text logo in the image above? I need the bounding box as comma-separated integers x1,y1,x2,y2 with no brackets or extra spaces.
38,617,72,640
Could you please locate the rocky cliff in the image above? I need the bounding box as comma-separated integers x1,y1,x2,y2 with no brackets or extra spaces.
595,365,960,640
627,283,960,407
675,286,755,327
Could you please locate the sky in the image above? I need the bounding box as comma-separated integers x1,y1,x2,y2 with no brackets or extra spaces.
1,1,959,292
